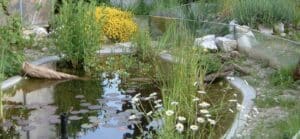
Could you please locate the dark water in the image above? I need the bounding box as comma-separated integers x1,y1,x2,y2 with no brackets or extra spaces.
0,72,160,139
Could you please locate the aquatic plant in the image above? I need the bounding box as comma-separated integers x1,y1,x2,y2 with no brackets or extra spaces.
95,7,138,42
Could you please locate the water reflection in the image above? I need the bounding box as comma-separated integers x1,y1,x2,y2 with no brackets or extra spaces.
3,85,57,139
1,72,159,139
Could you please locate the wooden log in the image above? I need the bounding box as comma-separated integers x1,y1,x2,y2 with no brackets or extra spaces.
204,63,251,83
22,62,78,80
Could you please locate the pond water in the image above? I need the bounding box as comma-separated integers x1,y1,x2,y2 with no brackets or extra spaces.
1,72,160,139
0,69,240,139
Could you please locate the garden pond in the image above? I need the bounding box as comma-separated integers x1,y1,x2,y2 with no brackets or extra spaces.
0,65,240,139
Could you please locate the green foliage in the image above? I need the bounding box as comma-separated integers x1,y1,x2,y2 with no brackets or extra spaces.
53,0,102,70
0,16,29,80
198,52,222,74
233,0,297,26
270,67,294,88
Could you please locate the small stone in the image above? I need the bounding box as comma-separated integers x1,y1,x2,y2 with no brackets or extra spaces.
41,47,48,52
75,95,85,99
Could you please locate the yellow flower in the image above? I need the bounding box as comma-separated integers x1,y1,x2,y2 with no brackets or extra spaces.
95,7,138,42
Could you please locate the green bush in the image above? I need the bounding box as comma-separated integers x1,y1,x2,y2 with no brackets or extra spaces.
0,16,29,80
53,0,102,70
233,0,296,26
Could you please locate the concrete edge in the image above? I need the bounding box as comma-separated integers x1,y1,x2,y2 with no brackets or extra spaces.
222,76,256,139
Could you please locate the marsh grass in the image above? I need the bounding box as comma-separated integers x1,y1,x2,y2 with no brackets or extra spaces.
53,0,102,70
149,20,237,139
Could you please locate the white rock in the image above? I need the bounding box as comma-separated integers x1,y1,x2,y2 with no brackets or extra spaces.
224,34,235,40
237,35,254,52
274,22,284,33
280,33,286,37
194,35,218,51
233,25,255,38
229,20,238,32
216,37,237,52
258,24,273,35
33,26,48,37
235,25,251,34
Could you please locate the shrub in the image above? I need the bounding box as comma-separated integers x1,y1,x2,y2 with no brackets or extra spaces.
232,0,296,26
95,7,138,42
53,0,102,69
0,16,28,80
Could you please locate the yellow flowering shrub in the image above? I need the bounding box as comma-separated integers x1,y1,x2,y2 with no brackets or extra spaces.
95,7,138,42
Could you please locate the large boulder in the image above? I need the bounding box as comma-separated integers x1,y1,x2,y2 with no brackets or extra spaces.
8,0,52,26
237,35,254,52
216,37,237,52
194,35,218,51
228,21,257,52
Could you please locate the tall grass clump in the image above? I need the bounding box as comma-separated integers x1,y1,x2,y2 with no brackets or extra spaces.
233,0,296,26
53,0,102,69
270,67,295,88
152,22,233,139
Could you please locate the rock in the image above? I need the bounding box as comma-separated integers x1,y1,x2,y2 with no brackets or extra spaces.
258,24,273,35
8,0,52,26
216,37,237,52
194,35,218,51
110,0,139,8
230,51,241,58
41,47,48,52
229,20,238,32
23,26,48,40
237,35,254,52
32,26,48,37
224,34,235,40
280,33,286,37
274,22,284,33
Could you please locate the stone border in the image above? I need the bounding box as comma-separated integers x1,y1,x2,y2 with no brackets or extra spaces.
222,77,256,139
0,55,61,91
